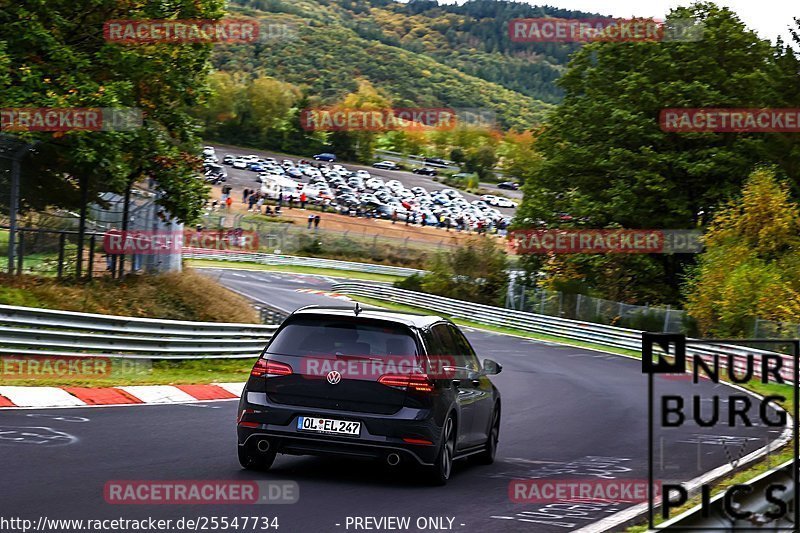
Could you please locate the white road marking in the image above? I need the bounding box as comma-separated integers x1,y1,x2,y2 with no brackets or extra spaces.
118,385,196,404
0,386,85,407
217,382,245,397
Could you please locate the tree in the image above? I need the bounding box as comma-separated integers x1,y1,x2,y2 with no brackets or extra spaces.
1,0,221,225
515,3,790,303
684,170,800,337
464,144,498,180
418,237,509,305
243,77,301,143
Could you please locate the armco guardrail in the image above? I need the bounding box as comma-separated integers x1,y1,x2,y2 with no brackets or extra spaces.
0,305,276,359
331,282,797,382
657,458,796,530
183,248,423,278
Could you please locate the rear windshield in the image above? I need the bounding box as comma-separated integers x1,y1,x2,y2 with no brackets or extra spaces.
266,316,418,358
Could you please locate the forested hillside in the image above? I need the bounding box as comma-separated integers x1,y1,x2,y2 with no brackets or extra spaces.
211,0,600,129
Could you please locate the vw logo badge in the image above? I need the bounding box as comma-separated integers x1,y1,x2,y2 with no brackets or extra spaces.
327,370,342,385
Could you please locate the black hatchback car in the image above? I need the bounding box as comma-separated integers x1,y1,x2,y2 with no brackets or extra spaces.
237,305,502,484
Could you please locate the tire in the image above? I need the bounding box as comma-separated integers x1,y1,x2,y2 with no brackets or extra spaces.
474,406,500,465
238,442,277,471
426,415,456,486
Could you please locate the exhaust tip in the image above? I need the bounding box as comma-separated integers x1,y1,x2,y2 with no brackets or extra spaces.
256,439,271,453
386,453,401,466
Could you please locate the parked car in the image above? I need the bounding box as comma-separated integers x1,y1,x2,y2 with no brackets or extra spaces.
232,158,248,169
498,181,520,191
365,177,385,190
203,163,227,183
222,155,235,165
314,153,337,162
412,167,438,176
247,162,266,172
494,198,518,209
373,160,401,171
285,168,303,179
424,157,448,167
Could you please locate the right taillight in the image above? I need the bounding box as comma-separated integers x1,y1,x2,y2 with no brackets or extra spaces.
378,373,433,393
251,358,293,377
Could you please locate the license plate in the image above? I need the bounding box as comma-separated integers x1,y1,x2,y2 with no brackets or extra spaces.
297,416,361,436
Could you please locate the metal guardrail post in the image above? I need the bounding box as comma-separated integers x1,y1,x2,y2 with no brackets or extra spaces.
16,231,24,275
87,234,95,279
57,233,66,279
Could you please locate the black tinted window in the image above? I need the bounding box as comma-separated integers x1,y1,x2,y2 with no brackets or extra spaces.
448,325,481,371
427,324,454,356
266,316,418,357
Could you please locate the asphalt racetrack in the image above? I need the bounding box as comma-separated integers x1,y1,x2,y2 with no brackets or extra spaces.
0,269,786,533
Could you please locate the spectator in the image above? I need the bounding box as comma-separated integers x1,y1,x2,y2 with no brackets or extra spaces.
405,212,410,226
256,195,265,214
307,214,314,229
277,194,283,210
300,192,307,209
225,196,233,211
498,219,508,236
248,193,258,211
391,210,397,224
314,215,321,230
243,188,250,203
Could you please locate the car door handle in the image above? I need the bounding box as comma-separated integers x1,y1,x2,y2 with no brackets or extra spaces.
471,379,481,386
451,379,461,387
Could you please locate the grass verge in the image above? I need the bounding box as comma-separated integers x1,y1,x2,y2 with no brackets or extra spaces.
0,268,259,323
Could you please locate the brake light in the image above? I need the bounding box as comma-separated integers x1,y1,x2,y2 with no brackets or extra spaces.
251,358,293,377
378,373,433,393
402,437,434,445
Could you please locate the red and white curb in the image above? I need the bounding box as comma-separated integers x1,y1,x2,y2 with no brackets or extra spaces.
295,288,352,301
0,383,244,409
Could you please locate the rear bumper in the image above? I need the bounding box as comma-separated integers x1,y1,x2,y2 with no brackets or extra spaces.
237,392,441,465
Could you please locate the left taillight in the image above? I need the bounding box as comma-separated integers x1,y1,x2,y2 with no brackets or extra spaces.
251,358,293,377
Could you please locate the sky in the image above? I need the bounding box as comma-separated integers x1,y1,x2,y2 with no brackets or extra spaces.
430,0,798,44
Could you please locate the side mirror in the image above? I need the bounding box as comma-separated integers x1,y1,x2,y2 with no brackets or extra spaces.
483,358,502,375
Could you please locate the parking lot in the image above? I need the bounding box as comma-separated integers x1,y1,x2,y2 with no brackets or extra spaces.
206,144,518,231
